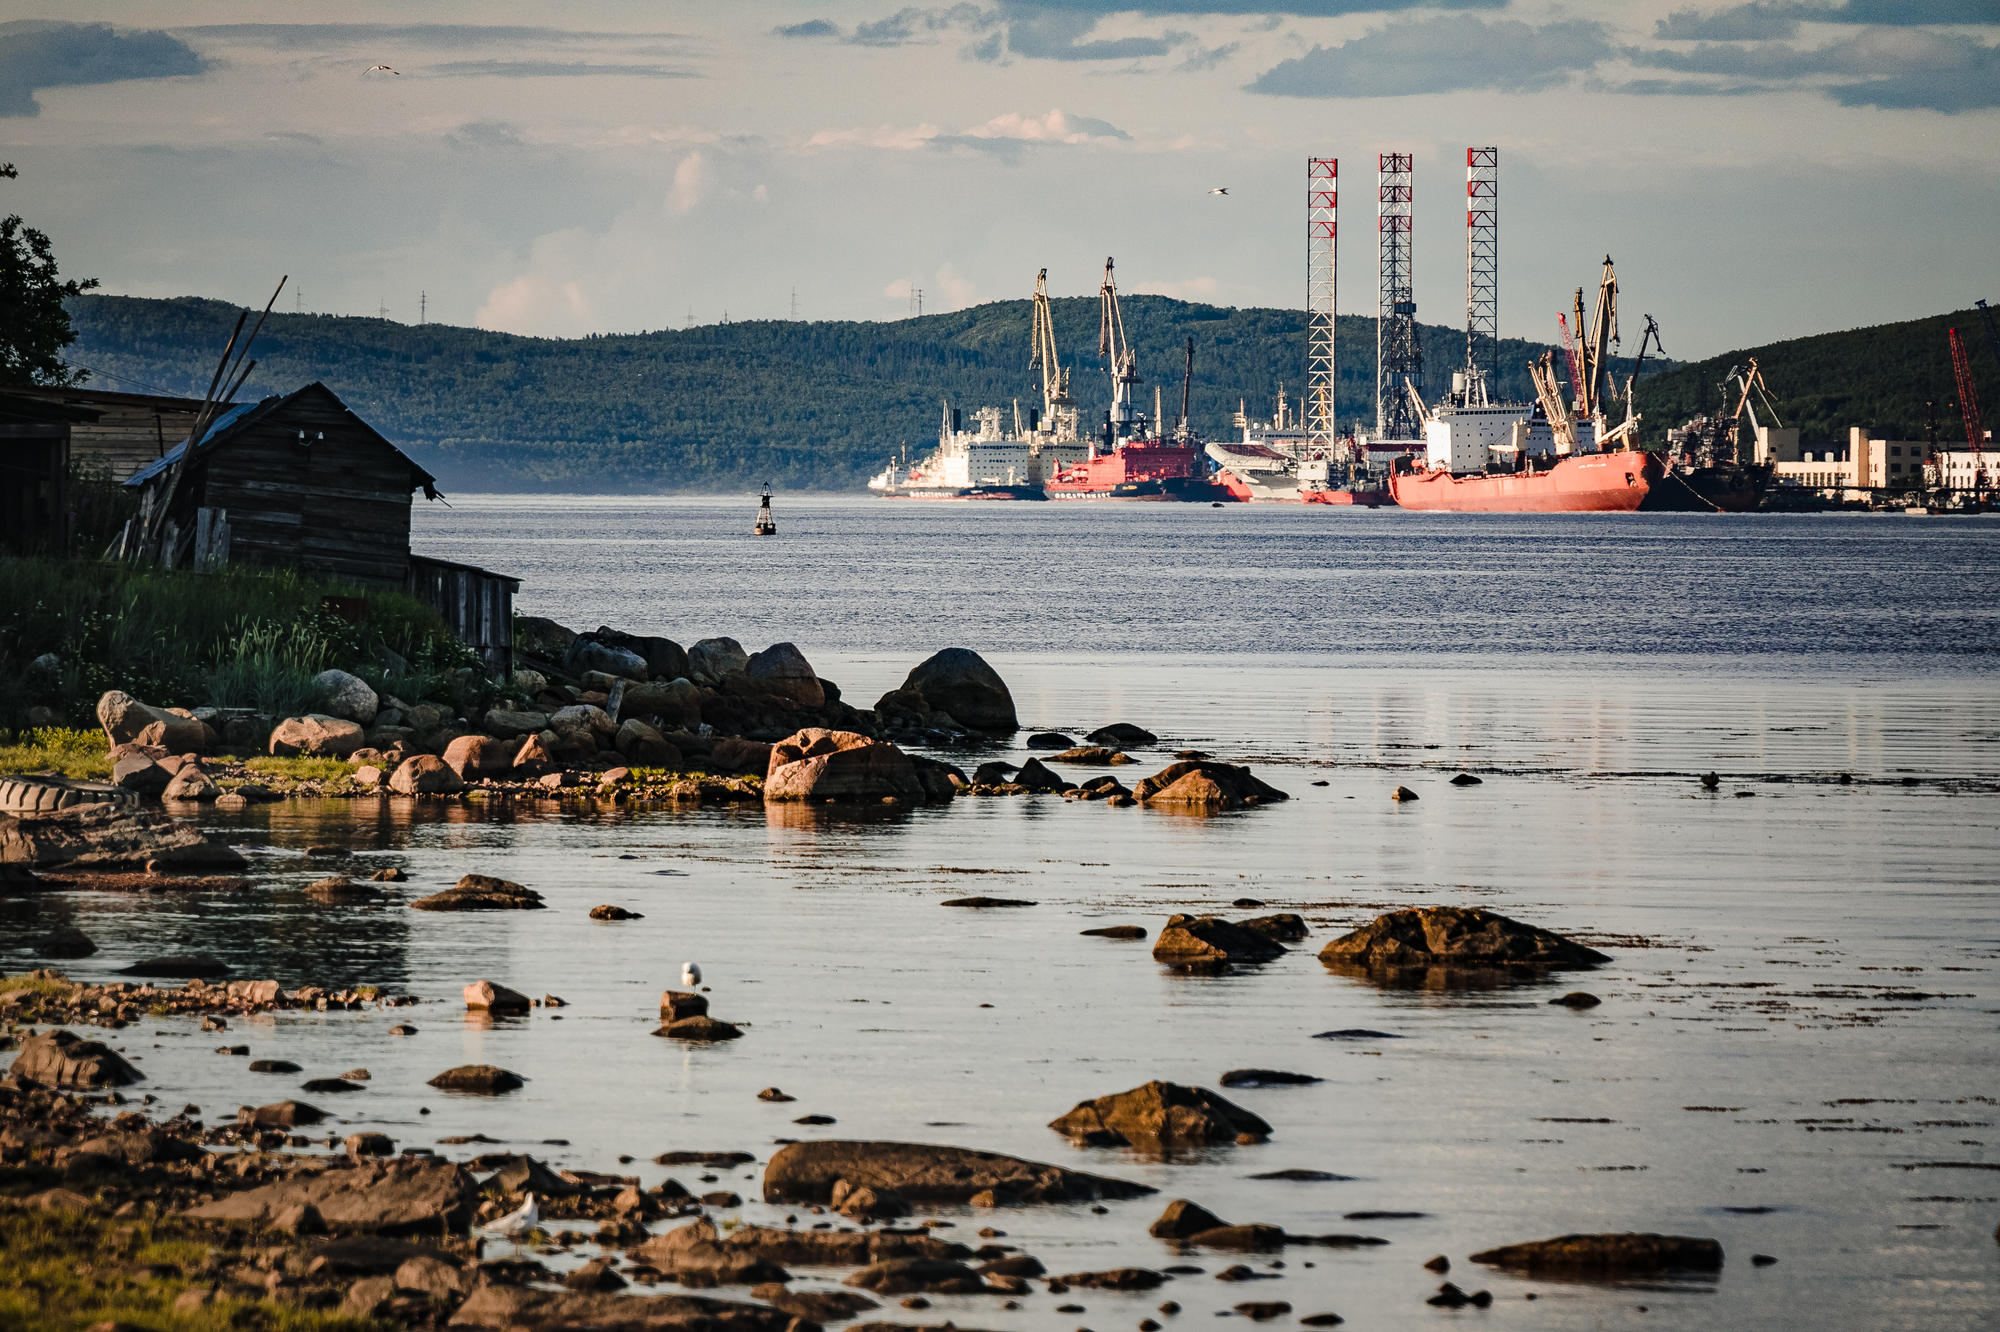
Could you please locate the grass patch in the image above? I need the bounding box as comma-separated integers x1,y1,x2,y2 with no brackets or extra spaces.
0,727,111,779
0,1205,375,1331
0,974,81,998
241,756,357,784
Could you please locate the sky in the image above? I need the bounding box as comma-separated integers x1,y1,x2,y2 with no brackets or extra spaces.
2,1,1997,360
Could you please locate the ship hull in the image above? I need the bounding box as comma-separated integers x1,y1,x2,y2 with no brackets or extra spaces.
1389,452,1661,512
877,484,1047,501
1046,476,1238,502
1639,462,1774,513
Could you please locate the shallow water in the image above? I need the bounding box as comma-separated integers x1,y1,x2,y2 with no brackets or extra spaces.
6,499,1999,1331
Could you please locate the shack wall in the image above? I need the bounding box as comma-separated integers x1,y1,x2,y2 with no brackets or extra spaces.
405,556,517,679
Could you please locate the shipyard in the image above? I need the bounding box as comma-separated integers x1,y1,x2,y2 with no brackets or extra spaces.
3,8,1998,1332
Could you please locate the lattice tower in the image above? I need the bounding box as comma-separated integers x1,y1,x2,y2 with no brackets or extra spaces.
1307,158,1337,451
1377,153,1421,439
1465,147,1497,397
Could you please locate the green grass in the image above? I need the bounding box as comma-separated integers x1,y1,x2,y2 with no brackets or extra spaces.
0,1207,379,1332
0,726,111,778
242,756,359,784
0,974,82,998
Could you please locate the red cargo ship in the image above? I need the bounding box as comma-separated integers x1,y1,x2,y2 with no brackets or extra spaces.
1045,437,1237,502
1389,450,1661,512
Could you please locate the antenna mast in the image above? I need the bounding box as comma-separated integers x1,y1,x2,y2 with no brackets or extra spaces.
1377,153,1421,439
1307,157,1337,453
1465,147,1497,401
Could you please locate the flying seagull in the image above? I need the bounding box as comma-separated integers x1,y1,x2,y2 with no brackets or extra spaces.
366,65,400,74
1208,187,1229,195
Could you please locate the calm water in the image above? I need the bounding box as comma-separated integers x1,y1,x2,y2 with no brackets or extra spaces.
7,498,1998,1332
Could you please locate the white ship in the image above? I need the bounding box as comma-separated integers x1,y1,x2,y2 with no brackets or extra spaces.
868,268,1093,500
1204,387,1390,505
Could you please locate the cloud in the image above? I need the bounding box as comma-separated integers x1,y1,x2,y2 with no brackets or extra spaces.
425,60,697,79
773,20,840,39
446,121,527,150
966,107,1130,141
479,270,592,333
808,107,1127,154
1652,0,2000,39
933,262,977,310
180,24,692,50
0,20,205,117
1247,16,1613,97
974,1,1505,12
667,151,712,214
1629,27,2000,111
1180,41,1241,71
1654,3,1807,40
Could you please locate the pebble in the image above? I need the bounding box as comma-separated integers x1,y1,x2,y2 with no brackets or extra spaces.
1391,786,1419,802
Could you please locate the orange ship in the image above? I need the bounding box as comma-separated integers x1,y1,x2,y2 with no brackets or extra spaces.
1390,451,1660,511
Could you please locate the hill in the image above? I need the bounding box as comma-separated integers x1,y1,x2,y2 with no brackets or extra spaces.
64,293,1645,494
1634,306,2000,450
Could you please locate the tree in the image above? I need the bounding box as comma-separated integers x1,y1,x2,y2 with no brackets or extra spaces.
0,207,98,388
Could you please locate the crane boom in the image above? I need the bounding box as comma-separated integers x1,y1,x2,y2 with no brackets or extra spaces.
1098,257,1140,441
1029,268,1075,438
1976,300,2000,372
1581,256,1618,420
1527,352,1578,456
1948,326,1988,497
1557,313,1583,415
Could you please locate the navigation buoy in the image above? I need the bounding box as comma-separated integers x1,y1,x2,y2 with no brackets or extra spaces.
754,485,777,536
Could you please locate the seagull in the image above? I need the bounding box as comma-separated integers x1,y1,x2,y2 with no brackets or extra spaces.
366,65,400,75
1208,187,1229,195
479,1192,538,1238
682,962,702,987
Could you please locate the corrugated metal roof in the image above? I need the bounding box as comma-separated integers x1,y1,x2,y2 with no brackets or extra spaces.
124,399,265,486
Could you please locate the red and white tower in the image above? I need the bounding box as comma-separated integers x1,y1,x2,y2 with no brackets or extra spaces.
1376,153,1420,440
1465,147,1498,401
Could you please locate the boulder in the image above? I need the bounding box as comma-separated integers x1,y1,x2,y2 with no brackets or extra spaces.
1469,1233,1724,1273
1049,1081,1271,1149
1150,1198,1230,1238
311,670,379,726
1081,925,1148,939
884,648,1017,731
394,1252,466,1297
449,1284,799,1332
619,678,702,730
743,642,826,708
1055,1267,1166,1290
1087,722,1158,746
410,874,545,911
1219,1070,1322,1088
971,761,1017,786
8,1029,142,1087
590,903,643,920
1136,760,1289,808
687,637,750,684
614,718,682,768
0,804,246,870
516,615,578,658
121,955,230,978
346,1132,396,1158
352,764,384,787
1152,915,1287,966
33,924,97,957
183,1156,479,1236
654,1015,744,1041
844,1257,985,1295
481,710,550,740
908,754,967,802
387,754,465,796
709,736,773,776
659,990,709,1019
751,1287,881,1321
548,704,618,741
226,979,282,1003
1318,907,1610,970
564,638,650,682
1025,732,1073,749
482,1155,582,1198
242,1100,326,1127
97,691,201,749
637,1217,964,1277
464,980,532,1011
269,714,365,759
510,733,558,778
631,636,690,683
762,1140,1155,1206
427,1065,526,1094
1051,746,1119,764
1237,913,1308,941
304,875,380,903
442,734,516,781
112,756,172,798
764,729,925,804
1010,758,1072,793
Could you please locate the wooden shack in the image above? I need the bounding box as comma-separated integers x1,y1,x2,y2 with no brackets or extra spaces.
123,381,518,677
0,391,99,554
7,386,205,480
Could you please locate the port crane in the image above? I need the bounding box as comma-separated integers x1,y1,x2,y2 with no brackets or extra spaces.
1029,268,1078,443
1947,326,1989,501
1097,257,1143,451
1567,257,1619,419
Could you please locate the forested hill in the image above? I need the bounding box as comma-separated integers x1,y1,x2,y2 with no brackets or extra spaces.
1634,306,2000,449
65,293,1643,494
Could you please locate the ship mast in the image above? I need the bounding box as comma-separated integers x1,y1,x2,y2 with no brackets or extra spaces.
1098,256,1142,448
1029,268,1076,441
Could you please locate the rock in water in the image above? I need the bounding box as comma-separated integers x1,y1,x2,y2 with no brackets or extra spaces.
9,1029,142,1087
590,903,643,920
410,874,545,911
1010,757,1072,792
242,1100,326,1126
1086,722,1158,746
743,643,826,708
1152,915,1287,966
654,1016,744,1041
121,956,230,978
1391,785,1419,801
885,648,1017,732
1450,773,1482,786
463,980,532,1011
185,1156,478,1235
762,1140,1155,1205
161,767,220,801
1318,907,1609,970
311,670,380,726
33,925,96,958
305,876,380,903
1551,991,1601,1008
763,729,926,804
1049,1081,1271,1149
1025,732,1073,749
426,1065,526,1094
1219,1070,1323,1087
1236,913,1308,940
1469,1233,1724,1273
1134,760,1290,808
1,804,247,870
1150,1199,1230,1238
387,755,465,796
1081,925,1147,939
941,897,1037,908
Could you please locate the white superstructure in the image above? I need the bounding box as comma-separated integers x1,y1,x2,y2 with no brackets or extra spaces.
869,402,1091,495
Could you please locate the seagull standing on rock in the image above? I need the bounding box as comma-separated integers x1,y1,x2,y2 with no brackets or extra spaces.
682,962,702,987
479,1192,538,1239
